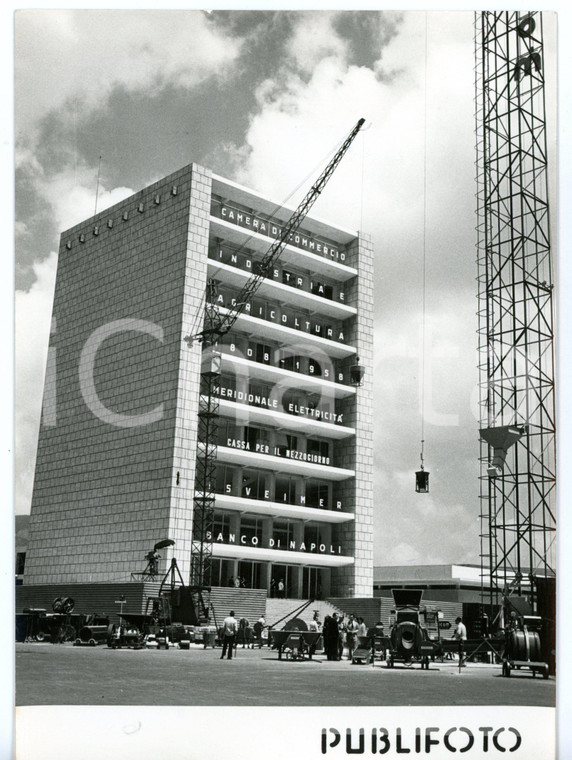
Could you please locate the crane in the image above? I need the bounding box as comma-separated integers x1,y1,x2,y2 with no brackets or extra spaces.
183,118,366,620
474,12,555,651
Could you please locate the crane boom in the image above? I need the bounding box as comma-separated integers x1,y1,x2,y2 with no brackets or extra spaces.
187,117,365,347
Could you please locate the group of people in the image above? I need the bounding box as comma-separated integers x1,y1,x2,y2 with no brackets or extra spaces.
270,578,286,598
219,611,267,659
228,576,248,589
217,607,469,665
226,576,287,597
320,613,369,661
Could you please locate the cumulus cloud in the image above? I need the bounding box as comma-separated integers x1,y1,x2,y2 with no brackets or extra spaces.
288,13,348,73
35,164,135,233
15,10,243,143
231,12,475,242
15,252,58,515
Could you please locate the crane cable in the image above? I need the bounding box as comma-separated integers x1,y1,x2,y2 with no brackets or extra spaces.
420,12,429,473
360,127,366,235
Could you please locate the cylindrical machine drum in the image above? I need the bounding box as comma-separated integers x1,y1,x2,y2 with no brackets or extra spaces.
391,621,424,655
78,625,109,644
507,629,542,662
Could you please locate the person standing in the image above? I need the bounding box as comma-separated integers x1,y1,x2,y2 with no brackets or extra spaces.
278,579,285,598
308,612,321,656
245,619,254,648
337,615,346,660
238,617,250,648
254,616,266,648
309,611,321,631
220,610,238,660
453,616,467,666
145,549,160,577
357,617,367,638
323,614,339,661
346,615,359,660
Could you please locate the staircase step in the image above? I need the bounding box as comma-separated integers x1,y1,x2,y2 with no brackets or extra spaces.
266,598,346,629
209,587,267,628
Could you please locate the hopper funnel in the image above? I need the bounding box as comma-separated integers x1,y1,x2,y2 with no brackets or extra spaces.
480,425,527,476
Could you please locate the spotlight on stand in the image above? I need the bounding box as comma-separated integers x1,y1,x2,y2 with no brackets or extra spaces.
143,539,175,578
350,357,365,386
154,538,175,551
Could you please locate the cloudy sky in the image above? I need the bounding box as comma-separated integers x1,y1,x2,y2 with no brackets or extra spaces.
13,8,559,568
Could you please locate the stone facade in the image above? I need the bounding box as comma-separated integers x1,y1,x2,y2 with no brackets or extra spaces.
24,165,208,583
331,234,374,597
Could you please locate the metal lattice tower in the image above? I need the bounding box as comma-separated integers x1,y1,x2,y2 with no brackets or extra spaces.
474,11,556,613
189,280,221,590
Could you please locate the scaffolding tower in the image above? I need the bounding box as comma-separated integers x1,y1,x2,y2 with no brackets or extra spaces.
474,11,556,613
189,280,221,592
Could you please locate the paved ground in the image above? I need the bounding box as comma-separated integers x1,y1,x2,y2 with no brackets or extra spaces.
16,643,555,707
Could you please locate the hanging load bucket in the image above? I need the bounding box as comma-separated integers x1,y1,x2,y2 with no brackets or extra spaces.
349,357,365,386
416,440,429,493
415,468,429,493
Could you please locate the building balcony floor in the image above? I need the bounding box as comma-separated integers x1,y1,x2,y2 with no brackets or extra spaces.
217,353,357,400
212,542,354,568
209,214,357,282
209,443,355,480
208,396,355,440
211,172,358,245
207,260,357,321
218,307,356,360
207,492,355,524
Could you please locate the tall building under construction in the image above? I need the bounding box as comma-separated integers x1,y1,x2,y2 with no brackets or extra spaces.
22,163,375,606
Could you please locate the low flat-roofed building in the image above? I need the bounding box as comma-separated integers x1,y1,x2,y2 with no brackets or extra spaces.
373,564,487,604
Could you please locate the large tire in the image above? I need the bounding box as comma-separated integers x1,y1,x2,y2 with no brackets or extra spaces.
52,598,63,613
107,623,117,648
61,597,75,614
507,629,542,662
527,631,542,662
